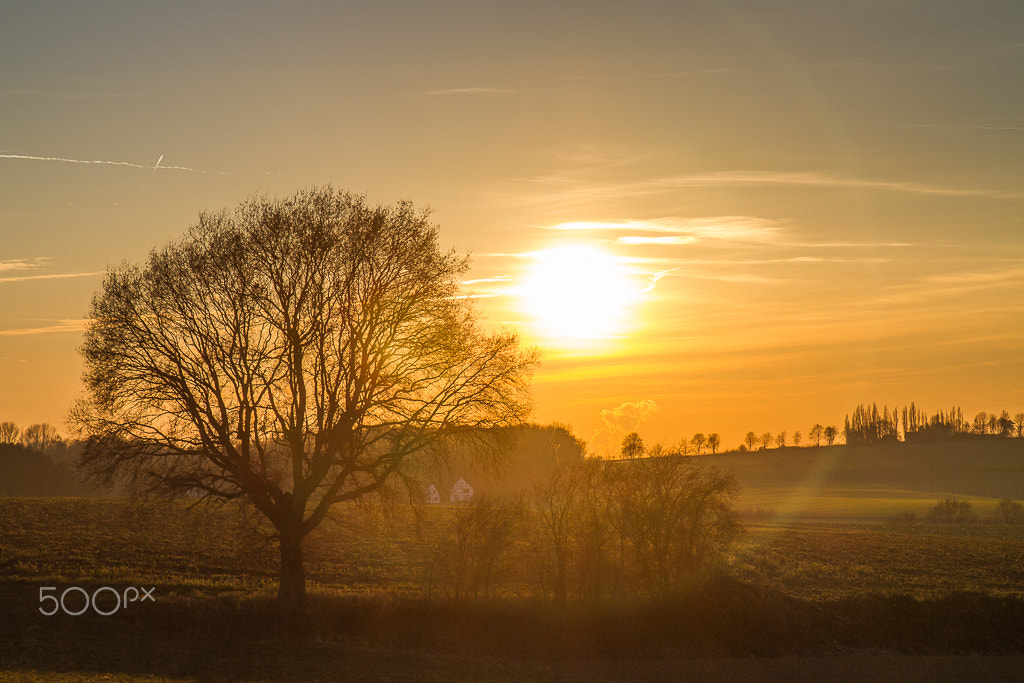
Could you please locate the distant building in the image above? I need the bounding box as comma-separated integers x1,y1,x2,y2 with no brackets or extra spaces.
450,477,474,503
425,483,441,505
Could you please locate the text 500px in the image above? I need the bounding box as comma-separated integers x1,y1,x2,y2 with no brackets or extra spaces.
38,586,155,616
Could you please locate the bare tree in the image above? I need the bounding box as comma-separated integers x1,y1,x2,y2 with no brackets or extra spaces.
744,431,758,452
775,431,786,449
70,187,537,615
691,432,706,455
760,432,772,451
621,432,645,459
0,421,20,445
792,430,802,447
21,423,62,453
824,425,838,446
997,411,1014,438
810,424,824,447
1015,413,1024,438
605,455,740,599
707,433,720,455
973,412,989,434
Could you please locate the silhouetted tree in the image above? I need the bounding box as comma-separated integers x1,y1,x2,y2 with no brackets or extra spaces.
792,431,802,447
691,432,706,455
744,431,758,451
760,432,772,451
604,455,740,599
775,431,786,449
973,412,989,435
21,423,62,453
844,403,898,446
997,411,1014,438
1016,413,1024,438
0,421,20,445
70,187,537,616
621,432,645,459
809,424,824,447
823,425,838,446
707,433,720,455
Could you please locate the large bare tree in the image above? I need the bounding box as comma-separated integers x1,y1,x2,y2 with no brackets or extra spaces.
71,187,537,613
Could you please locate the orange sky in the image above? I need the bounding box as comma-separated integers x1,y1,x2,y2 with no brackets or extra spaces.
2,2,1022,454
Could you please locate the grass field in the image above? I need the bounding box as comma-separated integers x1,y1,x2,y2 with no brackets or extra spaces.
3,440,1024,680
3,496,1024,682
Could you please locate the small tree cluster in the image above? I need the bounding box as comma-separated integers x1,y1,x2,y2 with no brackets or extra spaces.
429,496,527,599
531,455,741,601
844,404,899,446
0,421,64,453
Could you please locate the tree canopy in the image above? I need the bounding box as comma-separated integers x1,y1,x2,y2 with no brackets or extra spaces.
71,187,538,612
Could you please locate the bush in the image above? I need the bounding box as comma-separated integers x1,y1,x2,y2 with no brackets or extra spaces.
994,499,1024,525
927,498,974,524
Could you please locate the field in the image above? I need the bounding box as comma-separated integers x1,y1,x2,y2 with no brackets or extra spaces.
3,441,1024,680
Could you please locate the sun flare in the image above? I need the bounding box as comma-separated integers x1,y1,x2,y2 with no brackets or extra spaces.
518,245,637,341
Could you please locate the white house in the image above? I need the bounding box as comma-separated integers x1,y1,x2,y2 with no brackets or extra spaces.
449,477,474,503
425,483,441,505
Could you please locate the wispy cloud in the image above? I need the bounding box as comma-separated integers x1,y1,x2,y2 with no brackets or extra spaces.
0,153,232,175
519,170,1023,205
0,259,40,273
0,271,103,284
546,217,785,243
0,319,89,336
417,87,515,96
462,276,512,285
643,171,1023,199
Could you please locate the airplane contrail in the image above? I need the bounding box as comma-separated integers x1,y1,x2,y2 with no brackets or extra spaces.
0,153,228,175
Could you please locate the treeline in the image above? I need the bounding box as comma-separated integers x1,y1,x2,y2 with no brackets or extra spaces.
845,403,1024,446
0,420,95,496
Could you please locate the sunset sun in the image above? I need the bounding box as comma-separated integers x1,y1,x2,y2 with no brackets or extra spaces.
518,245,638,341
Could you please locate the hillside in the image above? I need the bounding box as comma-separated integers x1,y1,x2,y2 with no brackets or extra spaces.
703,439,1024,522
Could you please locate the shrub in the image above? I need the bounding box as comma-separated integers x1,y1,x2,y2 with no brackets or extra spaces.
927,498,974,524
994,499,1024,525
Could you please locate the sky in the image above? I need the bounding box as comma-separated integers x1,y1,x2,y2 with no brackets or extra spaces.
2,1,1022,454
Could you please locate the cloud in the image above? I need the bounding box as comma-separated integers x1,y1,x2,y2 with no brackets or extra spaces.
591,399,660,457
0,271,103,284
417,87,515,96
461,276,512,285
546,217,785,244
517,170,1023,209
0,259,39,273
0,319,89,336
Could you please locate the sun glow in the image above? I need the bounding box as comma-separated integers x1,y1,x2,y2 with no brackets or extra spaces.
518,245,638,342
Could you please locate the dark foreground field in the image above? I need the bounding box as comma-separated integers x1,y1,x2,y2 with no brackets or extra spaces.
3,498,1024,681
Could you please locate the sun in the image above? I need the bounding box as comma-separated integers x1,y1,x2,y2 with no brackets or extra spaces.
518,245,638,341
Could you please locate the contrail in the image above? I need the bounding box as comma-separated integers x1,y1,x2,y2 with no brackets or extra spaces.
152,154,164,176
0,153,228,175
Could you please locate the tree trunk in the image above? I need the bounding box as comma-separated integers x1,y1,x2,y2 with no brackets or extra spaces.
277,523,306,618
